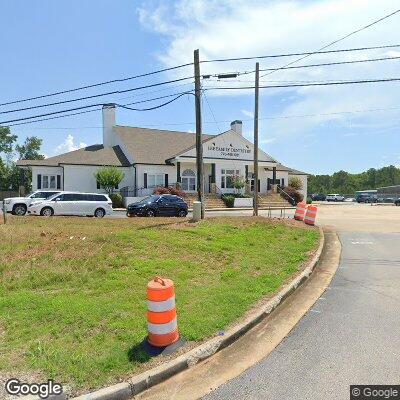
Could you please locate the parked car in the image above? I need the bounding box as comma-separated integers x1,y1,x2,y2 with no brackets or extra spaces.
3,190,61,216
395,198,400,206
326,194,345,202
126,195,188,217
27,192,113,218
355,194,377,203
311,193,326,201
344,197,355,202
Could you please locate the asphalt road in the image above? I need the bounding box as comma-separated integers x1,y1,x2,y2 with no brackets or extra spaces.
204,211,400,399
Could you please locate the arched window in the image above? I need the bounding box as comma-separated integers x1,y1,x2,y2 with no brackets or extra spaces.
181,169,196,191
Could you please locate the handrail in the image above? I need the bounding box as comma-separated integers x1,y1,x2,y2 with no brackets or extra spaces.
277,186,296,205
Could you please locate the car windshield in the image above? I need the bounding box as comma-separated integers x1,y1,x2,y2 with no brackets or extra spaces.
135,196,159,205
29,191,57,199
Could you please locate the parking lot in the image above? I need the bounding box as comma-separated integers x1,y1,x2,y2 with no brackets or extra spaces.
2,202,399,228
315,202,400,232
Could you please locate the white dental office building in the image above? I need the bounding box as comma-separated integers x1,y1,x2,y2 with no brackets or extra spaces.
17,104,308,199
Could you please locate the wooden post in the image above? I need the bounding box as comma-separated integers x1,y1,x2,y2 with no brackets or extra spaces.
194,49,205,219
2,200,7,225
253,62,260,216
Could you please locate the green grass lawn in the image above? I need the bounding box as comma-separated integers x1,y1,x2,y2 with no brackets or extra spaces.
0,216,319,392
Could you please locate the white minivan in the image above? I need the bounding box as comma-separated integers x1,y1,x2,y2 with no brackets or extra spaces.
28,192,113,218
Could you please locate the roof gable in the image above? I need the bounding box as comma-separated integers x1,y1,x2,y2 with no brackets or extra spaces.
175,129,276,163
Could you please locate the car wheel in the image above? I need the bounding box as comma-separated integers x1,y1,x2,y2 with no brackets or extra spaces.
12,204,27,216
177,209,187,217
94,208,105,218
40,207,54,217
146,209,155,217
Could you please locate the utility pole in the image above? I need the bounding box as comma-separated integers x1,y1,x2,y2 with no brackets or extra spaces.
253,62,260,216
194,49,205,219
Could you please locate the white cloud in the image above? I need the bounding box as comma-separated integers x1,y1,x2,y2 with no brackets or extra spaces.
241,109,254,118
54,135,87,155
260,137,276,145
138,0,400,139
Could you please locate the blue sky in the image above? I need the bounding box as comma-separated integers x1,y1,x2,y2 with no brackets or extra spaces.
1,0,400,174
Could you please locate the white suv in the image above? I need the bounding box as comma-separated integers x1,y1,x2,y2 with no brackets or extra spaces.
28,192,113,218
326,193,345,202
3,190,61,216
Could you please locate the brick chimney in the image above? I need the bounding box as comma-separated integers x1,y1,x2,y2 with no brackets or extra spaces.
230,120,243,135
102,104,116,148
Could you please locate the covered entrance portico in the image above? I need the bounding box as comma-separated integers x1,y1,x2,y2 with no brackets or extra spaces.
173,158,286,196
169,127,287,196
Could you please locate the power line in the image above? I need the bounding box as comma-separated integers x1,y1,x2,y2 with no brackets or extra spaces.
5,53,400,117
0,76,194,115
6,91,193,127
1,91,194,126
201,44,400,64
260,8,400,78
10,105,400,130
116,92,194,112
204,77,400,90
4,77,400,127
7,108,102,128
2,44,400,110
238,55,400,76
0,63,194,108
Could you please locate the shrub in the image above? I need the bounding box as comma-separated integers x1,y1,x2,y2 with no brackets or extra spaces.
153,186,187,198
94,166,125,195
306,197,313,204
288,177,303,191
109,193,124,208
168,186,187,198
222,195,235,208
153,186,170,195
280,186,304,205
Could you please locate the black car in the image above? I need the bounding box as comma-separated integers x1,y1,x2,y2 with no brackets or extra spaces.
311,193,326,201
356,194,378,203
126,195,188,217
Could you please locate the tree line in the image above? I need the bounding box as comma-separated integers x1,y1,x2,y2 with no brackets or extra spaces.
308,165,400,195
0,126,44,191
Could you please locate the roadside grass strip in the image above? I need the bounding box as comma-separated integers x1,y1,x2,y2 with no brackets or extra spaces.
0,216,319,392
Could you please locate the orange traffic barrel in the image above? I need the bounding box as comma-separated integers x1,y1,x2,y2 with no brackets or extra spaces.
294,202,306,221
147,276,179,347
304,205,318,226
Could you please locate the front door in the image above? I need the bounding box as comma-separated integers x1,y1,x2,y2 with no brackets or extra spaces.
221,169,240,194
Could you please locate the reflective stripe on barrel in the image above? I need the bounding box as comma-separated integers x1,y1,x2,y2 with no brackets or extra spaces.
294,202,306,221
304,205,317,225
147,276,179,347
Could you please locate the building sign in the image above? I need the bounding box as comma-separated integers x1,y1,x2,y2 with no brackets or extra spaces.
207,145,251,158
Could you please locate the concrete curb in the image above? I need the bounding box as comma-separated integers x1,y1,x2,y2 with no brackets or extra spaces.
71,226,325,400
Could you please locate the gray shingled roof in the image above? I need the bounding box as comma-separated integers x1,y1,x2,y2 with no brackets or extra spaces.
17,125,307,175
114,125,213,164
17,145,130,167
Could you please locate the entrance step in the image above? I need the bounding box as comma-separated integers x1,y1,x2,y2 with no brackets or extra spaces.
185,195,227,209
